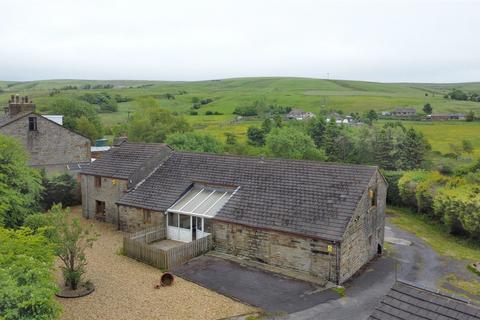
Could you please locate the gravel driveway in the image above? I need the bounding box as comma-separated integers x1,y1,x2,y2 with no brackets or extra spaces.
56,207,255,320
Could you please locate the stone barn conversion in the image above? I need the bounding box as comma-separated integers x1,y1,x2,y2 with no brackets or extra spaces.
0,95,91,172
80,142,173,226
80,143,387,284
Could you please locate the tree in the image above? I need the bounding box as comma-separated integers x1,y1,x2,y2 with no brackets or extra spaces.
397,128,431,169
0,227,60,320
40,172,80,210
49,205,98,290
265,127,325,160
0,135,43,228
80,92,118,112
462,140,474,154
261,118,273,134
466,111,475,122
307,116,327,148
323,121,341,160
447,89,469,101
76,116,101,141
166,132,223,153
364,110,378,124
423,103,432,115
374,128,396,170
247,126,266,146
127,107,191,142
45,97,103,136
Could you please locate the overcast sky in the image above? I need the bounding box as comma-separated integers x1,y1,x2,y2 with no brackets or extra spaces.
1,0,479,83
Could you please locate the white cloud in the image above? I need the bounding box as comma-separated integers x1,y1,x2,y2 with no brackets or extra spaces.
0,0,479,82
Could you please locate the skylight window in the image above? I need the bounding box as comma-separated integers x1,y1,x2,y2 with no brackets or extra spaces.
168,185,237,218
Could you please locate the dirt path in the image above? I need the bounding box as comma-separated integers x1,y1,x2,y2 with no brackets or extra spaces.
56,207,255,320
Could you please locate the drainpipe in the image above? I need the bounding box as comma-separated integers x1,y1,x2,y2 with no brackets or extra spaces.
116,204,120,230
335,242,340,285
84,175,89,219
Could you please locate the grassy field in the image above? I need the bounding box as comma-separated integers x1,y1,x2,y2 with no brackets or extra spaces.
387,207,480,262
1,77,480,145
375,120,480,158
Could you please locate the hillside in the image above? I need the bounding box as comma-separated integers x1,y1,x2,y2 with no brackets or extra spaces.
1,77,479,153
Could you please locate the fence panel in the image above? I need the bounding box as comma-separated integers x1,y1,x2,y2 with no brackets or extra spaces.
123,227,212,271
165,235,213,269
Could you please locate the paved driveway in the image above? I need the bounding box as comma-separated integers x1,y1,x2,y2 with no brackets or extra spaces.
174,221,478,319
173,255,340,314
281,222,478,320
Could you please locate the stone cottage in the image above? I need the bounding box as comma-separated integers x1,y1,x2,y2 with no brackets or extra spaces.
0,95,91,172
80,142,173,224
80,143,387,284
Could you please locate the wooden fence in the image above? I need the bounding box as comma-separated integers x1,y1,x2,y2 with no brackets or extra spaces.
165,235,213,269
123,226,213,270
128,225,166,244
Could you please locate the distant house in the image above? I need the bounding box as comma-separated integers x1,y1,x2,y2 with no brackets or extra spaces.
391,107,416,117
326,113,359,125
427,113,466,121
368,280,480,320
0,95,91,172
286,109,315,120
381,111,391,116
81,144,387,284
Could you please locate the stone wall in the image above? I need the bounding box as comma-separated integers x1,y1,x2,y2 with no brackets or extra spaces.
213,221,337,283
0,114,90,171
117,205,166,232
80,174,128,226
339,170,387,283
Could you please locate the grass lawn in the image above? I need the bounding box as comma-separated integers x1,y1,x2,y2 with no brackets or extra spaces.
402,121,480,158
387,207,480,262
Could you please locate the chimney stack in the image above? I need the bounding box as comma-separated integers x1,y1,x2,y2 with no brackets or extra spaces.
4,94,36,117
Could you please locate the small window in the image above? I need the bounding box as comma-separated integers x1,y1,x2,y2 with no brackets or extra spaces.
369,188,377,207
368,234,373,246
168,212,178,227
28,117,37,131
204,219,213,233
95,200,105,214
94,176,102,188
143,209,151,224
179,214,190,229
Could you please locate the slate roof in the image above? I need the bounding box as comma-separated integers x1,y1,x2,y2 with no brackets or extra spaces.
0,111,35,128
368,281,480,320
81,142,173,180
117,152,378,241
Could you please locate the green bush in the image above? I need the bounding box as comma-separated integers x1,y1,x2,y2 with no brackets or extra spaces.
434,185,480,237
398,170,429,210
415,172,449,215
0,228,60,320
41,172,80,210
382,171,403,206
233,105,258,116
